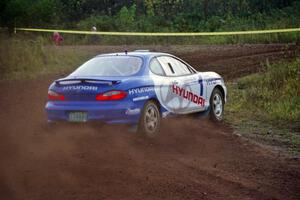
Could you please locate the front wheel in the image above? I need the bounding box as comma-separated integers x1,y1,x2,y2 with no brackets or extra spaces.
209,88,224,122
138,101,161,138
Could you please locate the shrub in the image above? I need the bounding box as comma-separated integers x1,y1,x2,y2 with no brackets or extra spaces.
236,58,300,122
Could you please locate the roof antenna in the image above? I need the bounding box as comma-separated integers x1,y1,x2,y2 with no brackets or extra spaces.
125,50,128,55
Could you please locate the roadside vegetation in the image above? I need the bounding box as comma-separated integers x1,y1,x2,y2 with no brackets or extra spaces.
43,32,300,46
0,35,94,80
1,1,300,45
226,58,300,153
2,1,300,33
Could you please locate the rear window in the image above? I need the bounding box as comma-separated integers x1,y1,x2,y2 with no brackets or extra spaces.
70,56,143,77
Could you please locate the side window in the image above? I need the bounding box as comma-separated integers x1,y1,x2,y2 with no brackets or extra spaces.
157,56,192,76
174,59,195,75
149,58,165,76
156,56,175,76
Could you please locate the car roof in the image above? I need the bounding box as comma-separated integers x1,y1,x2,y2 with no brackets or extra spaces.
96,51,173,59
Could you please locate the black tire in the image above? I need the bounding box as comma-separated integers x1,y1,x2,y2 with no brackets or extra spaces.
209,88,224,122
138,101,161,138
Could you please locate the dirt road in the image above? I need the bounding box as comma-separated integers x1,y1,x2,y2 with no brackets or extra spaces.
0,44,299,200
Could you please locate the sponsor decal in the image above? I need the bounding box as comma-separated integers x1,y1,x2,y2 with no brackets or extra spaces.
206,78,221,85
125,108,141,115
199,79,203,96
156,84,194,112
172,85,205,107
133,96,149,102
62,85,98,91
128,87,154,95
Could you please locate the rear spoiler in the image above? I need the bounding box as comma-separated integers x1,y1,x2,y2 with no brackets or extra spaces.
55,78,121,86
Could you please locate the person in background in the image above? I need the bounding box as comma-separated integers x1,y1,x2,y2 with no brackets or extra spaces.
91,26,97,32
90,26,100,44
52,32,64,45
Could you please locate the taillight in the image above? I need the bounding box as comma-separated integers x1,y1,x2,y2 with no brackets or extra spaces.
96,90,127,101
48,90,65,101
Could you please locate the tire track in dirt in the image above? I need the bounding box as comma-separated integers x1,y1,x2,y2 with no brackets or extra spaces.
179,44,299,80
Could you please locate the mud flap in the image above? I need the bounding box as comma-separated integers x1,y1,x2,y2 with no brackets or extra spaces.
128,124,138,133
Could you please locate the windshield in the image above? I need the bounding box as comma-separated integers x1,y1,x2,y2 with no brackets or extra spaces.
70,56,143,77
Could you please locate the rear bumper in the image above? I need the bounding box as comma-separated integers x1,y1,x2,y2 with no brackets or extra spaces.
45,101,143,124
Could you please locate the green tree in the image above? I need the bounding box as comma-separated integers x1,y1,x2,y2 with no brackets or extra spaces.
116,4,136,31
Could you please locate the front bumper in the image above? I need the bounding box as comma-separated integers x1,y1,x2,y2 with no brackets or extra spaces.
45,101,143,124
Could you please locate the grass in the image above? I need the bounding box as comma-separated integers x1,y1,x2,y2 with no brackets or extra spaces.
12,29,300,46
225,58,300,154
75,32,300,45
0,35,94,80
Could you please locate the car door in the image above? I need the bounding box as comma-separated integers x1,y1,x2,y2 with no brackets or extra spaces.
150,56,205,114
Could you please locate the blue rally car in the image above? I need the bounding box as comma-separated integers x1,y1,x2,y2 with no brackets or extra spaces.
46,50,227,137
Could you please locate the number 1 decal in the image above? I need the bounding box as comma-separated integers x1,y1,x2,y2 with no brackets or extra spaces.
199,79,203,96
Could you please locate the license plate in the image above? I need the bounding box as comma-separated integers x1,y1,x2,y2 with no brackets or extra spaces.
68,112,87,122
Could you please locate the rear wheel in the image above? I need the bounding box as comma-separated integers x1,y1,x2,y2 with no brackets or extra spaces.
138,101,161,138
209,88,224,122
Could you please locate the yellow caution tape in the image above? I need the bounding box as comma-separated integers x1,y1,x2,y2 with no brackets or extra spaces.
15,27,300,36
